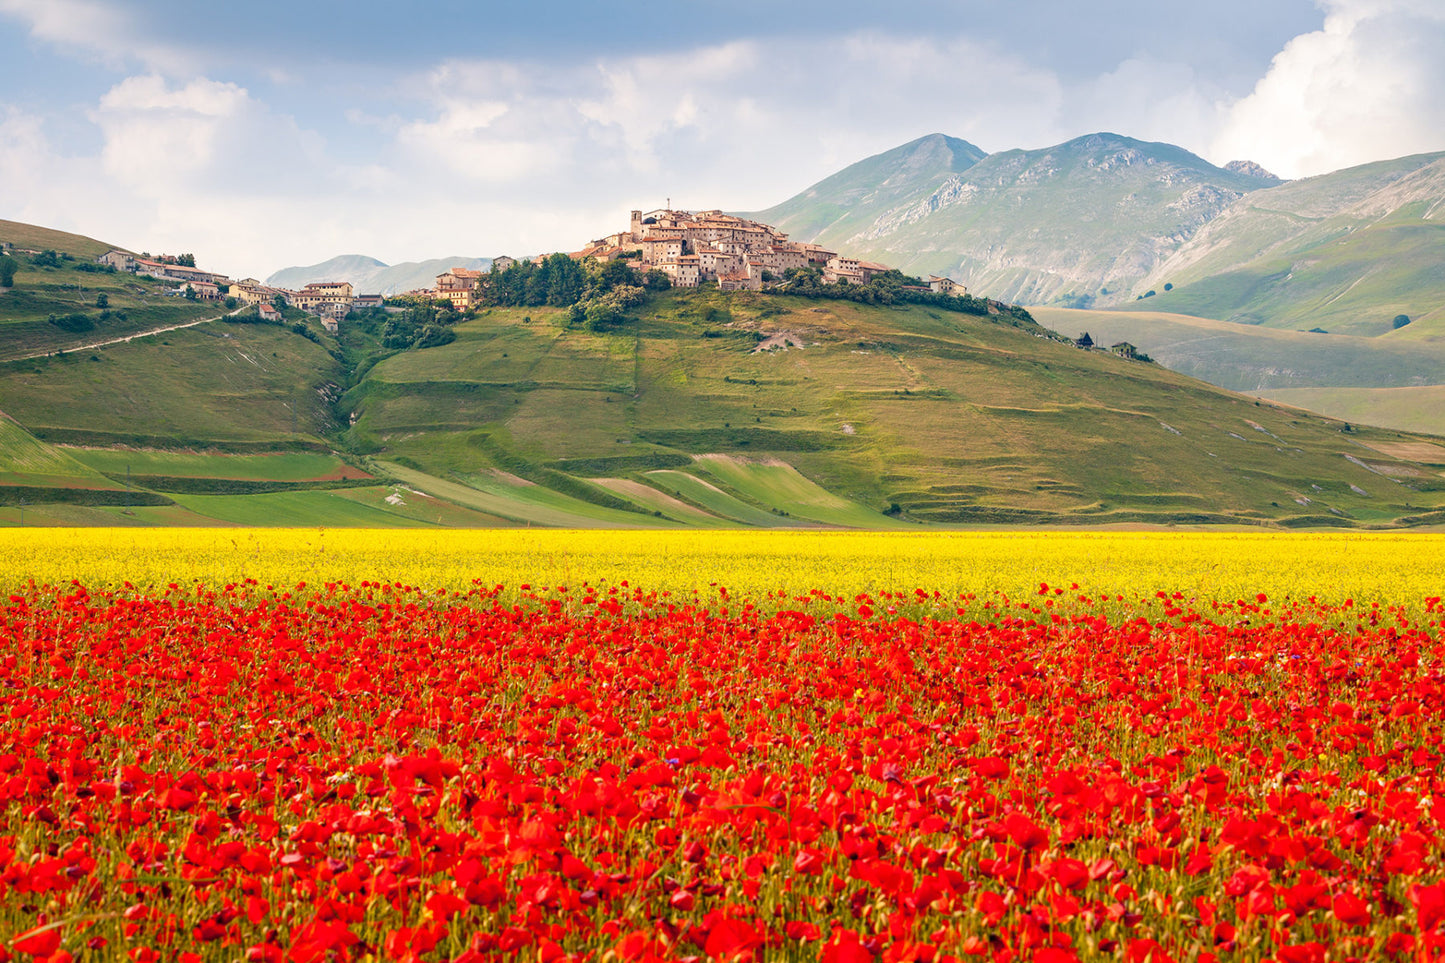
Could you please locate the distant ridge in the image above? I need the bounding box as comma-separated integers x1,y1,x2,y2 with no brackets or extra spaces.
752,132,1273,307
266,255,493,295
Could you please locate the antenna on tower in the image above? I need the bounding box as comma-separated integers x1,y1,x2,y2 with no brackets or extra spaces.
667,197,671,211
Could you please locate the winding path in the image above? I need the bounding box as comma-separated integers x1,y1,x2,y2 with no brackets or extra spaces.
0,308,244,363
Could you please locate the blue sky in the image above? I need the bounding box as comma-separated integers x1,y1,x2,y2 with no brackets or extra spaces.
2,0,1443,280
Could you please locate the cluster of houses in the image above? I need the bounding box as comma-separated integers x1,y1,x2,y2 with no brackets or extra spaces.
96,250,380,333
578,209,967,296
429,209,967,309
98,208,970,331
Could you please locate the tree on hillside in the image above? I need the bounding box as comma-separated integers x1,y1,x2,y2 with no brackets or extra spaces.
177,253,196,267
0,256,16,288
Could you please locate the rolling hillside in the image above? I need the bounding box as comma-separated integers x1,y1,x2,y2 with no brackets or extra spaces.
1032,306,1445,437
1126,152,1445,336
0,219,121,260
336,291,1445,529
0,221,234,362
4,213,1444,529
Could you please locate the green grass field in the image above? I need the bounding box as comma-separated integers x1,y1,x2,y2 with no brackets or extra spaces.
644,470,806,527
66,449,367,482
0,219,118,259
0,255,224,361
1257,385,1445,437
167,489,450,528
1031,306,1445,436
0,413,112,486
3,277,1445,529
343,291,1445,528
0,322,341,447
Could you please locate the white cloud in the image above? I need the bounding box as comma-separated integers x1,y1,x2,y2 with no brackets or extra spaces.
5,7,1441,283
93,76,253,187
1211,0,1445,177
0,0,197,73
1063,59,1228,153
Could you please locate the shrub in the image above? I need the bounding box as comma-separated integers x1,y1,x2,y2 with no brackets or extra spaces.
49,313,95,333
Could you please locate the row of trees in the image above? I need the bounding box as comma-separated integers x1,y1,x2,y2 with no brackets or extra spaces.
478,254,671,310
475,254,673,331
772,266,1032,323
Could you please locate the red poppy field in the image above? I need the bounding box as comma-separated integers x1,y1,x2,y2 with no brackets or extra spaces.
3,577,1444,963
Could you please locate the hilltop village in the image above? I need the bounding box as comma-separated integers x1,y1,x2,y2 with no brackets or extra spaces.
91,208,968,328
431,209,967,311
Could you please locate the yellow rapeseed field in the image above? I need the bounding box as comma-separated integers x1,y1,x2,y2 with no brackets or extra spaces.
0,528,1440,608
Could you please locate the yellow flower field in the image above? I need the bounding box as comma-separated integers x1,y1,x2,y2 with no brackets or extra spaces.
0,528,1440,609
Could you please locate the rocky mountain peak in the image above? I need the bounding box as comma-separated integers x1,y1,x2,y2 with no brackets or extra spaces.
1223,160,1284,183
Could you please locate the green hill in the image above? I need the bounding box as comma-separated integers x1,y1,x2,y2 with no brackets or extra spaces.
1126,152,1445,336
0,219,120,260
0,230,226,362
4,246,1445,528
1032,306,1445,437
335,291,1445,529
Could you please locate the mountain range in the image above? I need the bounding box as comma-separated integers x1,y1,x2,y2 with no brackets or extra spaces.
751,132,1444,337
265,255,493,295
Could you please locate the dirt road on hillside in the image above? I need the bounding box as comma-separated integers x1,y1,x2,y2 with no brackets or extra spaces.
0,308,244,363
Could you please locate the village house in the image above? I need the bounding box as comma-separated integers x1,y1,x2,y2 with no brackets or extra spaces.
129,257,231,288
352,295,384,310
929,276,967,297
823,256,864,284
492,256,518,271
291,280,354,316
98,250,137,272
176,280,222,300
718,258,765,292
229,278,293,305
258,302,283,323
657,253,702,288
434,268,483,310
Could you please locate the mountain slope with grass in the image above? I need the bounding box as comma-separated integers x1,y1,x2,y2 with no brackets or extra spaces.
0,222,232,363
1124,152,1445,336
752,133,1280,306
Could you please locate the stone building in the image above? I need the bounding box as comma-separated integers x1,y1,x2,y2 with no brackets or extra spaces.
291,281,354,315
